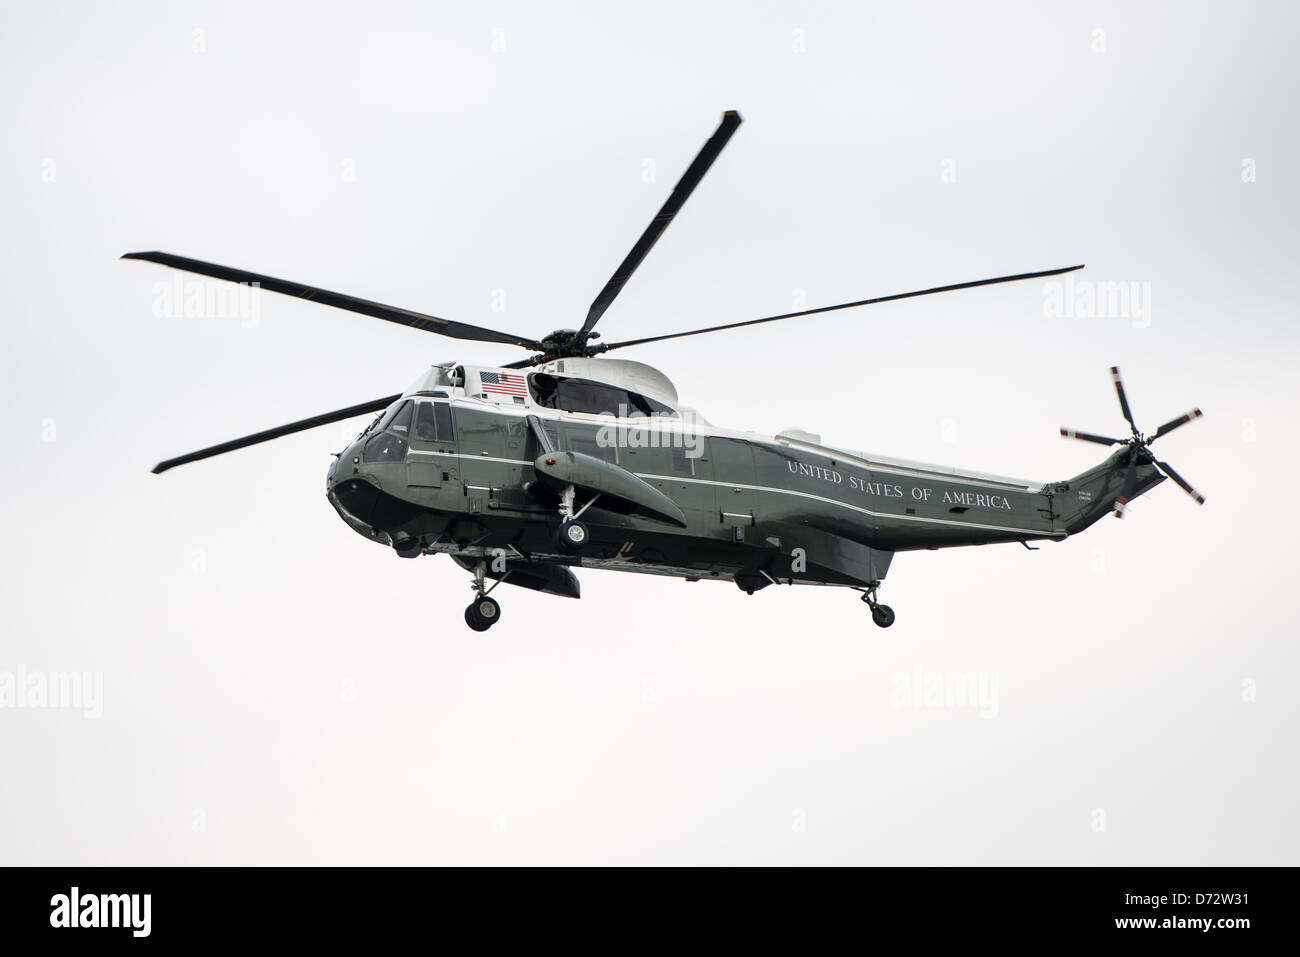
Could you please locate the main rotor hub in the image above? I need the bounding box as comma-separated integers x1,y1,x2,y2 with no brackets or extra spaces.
534,328,605,362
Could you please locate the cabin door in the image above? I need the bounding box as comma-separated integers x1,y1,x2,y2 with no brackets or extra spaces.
406,398,458,491
711,437,758,542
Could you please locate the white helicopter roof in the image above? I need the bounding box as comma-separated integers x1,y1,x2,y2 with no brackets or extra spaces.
404,357,680,409
535,357,679,407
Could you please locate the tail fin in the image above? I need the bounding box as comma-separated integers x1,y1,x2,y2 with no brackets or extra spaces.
1052,449,1165,534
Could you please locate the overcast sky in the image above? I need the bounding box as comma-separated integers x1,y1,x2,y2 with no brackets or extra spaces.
2,0,1297,864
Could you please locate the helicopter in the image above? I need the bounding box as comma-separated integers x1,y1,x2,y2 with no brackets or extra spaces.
125,110,1205,631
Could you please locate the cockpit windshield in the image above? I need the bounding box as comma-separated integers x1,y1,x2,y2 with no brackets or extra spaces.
528,373,675,417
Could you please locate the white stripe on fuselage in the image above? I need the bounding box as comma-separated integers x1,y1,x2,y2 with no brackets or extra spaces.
634,473,1060,538
403,448,1062,539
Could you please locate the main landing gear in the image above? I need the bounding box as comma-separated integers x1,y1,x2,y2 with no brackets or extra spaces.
465,560,504,632
555,519,589,555
859,582,896,629
553,483,596,556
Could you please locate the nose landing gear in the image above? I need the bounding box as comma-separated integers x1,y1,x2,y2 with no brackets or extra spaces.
858,582,896,628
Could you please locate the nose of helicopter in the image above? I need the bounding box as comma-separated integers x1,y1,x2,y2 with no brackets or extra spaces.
324,441,428,548
325,446,355,491
327,471,386,543
324,442,381,538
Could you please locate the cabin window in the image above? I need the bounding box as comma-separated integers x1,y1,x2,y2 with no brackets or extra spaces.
570,435,618,465
670,447,694,476
528,373,675,418
626,390,672,417
363,432,407,463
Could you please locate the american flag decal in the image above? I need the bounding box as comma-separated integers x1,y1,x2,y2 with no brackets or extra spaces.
480,370,528,397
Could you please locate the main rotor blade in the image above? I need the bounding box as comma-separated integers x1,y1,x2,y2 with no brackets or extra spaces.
1110,366,1136,431
151,393,400,474
122,252,544,350
1113,457,1139,519
597,264,1085,352
1151,407,1203,441
1154,459,1206,506
575,110,743,347
1060,427,1125,446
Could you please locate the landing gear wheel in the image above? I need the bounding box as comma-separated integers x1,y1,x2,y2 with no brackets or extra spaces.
859,582,895,628
555,519,589,555
464,596,501,632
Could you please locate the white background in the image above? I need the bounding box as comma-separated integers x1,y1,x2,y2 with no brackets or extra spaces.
1,0,1296,864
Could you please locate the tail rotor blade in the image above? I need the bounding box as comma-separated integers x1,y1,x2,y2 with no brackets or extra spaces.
1155,459,1206,506
1060,427,1124,446
1109,366,1137,431
1152,407,1204,441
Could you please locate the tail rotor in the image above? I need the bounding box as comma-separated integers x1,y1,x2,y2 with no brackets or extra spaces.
1060,366,1206,517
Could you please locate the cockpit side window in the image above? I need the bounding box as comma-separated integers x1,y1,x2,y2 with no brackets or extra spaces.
414,401,455,442
414,402,438,441
389,401,413,436
376,400,409,433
